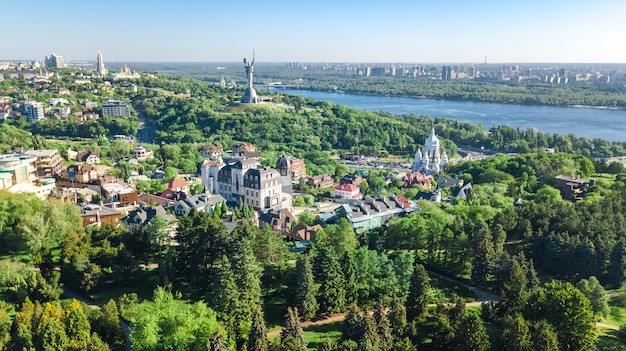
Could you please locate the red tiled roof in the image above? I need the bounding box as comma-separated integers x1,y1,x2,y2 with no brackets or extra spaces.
335,183,359,192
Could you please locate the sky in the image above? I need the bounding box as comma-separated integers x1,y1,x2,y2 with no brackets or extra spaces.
4,0,626,63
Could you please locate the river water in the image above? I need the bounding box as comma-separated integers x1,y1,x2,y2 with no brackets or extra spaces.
273,88,626,142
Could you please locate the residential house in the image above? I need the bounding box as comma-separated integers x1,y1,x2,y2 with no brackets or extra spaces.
80,205,122,227
200,144,223,159
259,208,296,235
76,150,100,164
307,174,334,188
340,174,363,187
124,204,176,233
289,223,322,242
132,145,153,160
24,149,63,177
63,164,98,183
100,178,138,207
276,155,307,181
553,175,595,200
402,171,433,189
138,193,176,207
333,194,416,232
171,193,226,217
334,183,362,201
217,159,283,211
437,176,463,189
232,142,255,155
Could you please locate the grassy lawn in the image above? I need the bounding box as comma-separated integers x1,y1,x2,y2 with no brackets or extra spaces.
303,321,342,350
429,275,475,302
605,296,626,330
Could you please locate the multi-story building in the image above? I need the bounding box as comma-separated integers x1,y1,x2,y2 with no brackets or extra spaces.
102,99,131,118
276,155,307,182
23,101,45,122
25,149,63,177
0,153,56,199
217,159,283,211
132,145,153,160
44,53,66,68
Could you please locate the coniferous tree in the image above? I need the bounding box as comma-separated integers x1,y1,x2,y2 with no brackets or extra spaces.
0,307,10,350
341,305,364,343
231,238,262,345
472,236,495,287
209,256,239,339
501,258,529,314
609,240,626,288
9,298,35,350
293,254,318,321
341,253,358,307
406,263,430,322
280,307,306,350
430,310,455,351
87,332,111,351
531,320,560,351
388,298,408,340
501,314,533,351
207,327,229,351
316,246,346,314
65,299,92,351
93,299,124,350
247,306,268,351
373,301,393,351
454,313,490,351
577,276,610,318
318,338,337,351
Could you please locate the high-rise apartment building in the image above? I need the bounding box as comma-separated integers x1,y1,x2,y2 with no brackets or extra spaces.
44,53,66,68
102,99,131,118
23,102,45,122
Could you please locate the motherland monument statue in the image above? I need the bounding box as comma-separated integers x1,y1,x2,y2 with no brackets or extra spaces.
241,51,259,103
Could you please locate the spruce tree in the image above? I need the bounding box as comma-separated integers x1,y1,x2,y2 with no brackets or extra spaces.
316,246,346,314
501,314,533,351
231,238,262,344
207,327,229,351
280,307,306,350
318,338,337,351
454,313,490,351
406,263,430,322
341,305,364,343
0,307,10,350
209,256,239,338
294,254,318,321
388,297,408,340
430,311,454,351
341,253,358,307
373,301,393,351
531,320,560,351
247,306,268,351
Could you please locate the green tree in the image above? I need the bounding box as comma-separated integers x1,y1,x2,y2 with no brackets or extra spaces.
453,313,490,351
388,298,408,340
373,301,393,351
501,257,529,314
65,299,92,351
576,276,609,318
231,238,263,345
207,327,229,351
406,263,430,322
209,256,239,338
280,307,306,351
533,281,596,351
531,320,560,351
316,246,346,314
92,299,124,349
342,253,358,308
293,254,318,321
87,332,111,351
501,314,533,351
0,307,10,350
247,306,268,351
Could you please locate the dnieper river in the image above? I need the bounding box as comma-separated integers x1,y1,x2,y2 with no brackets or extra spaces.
276,89,626,142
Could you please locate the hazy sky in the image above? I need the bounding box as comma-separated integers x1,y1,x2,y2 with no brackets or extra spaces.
4,0,626,63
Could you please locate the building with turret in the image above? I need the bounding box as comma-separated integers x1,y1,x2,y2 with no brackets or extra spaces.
412,129,448,175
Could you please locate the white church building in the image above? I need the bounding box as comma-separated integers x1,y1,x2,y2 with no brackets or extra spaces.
412,129,448,175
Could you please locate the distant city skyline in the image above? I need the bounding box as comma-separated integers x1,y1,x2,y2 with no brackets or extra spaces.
4,0,626,64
